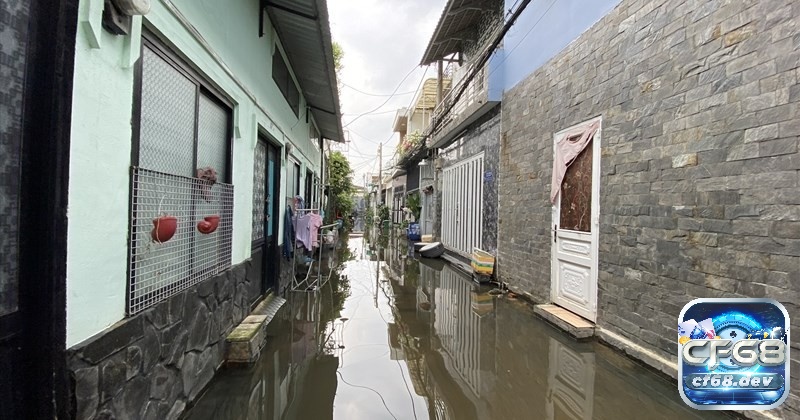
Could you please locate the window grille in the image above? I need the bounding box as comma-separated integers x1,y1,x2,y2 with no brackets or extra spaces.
130,41,234,314
197,95,229,182
139,46,196,178
252,141,267,243
128,167,233,314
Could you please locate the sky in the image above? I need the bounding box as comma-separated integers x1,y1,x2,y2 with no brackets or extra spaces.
328,0,445,187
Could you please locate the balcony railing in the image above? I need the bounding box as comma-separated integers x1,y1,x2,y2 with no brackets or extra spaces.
425,58,497,149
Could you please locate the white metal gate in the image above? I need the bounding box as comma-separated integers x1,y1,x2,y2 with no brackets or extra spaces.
441,152,484,256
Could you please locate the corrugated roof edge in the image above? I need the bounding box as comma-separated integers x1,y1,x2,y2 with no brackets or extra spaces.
419,0,457,66
314,0,345,142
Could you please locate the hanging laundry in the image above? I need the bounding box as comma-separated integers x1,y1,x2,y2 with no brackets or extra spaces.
308,213,323,248
295,212,319,251
282,205,295,259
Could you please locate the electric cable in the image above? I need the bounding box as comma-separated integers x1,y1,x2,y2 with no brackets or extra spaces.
336,371,399,420
343,65,423,128
342,83,417,97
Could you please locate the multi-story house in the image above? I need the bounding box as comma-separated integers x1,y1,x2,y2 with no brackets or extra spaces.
1,0,343,417
421,0,505,257
424,1,800,418
392,78,451,236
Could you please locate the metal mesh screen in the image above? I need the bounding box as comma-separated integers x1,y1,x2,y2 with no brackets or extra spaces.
139,46,196,178
128,167,233,314
252,141,266,243
197,94,228,183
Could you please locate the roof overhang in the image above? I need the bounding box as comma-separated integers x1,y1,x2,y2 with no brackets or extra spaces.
392,108,408,133
265,0,344,142
420,0,498,65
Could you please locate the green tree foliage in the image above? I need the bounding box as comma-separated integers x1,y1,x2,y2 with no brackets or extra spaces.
332,41,344,74
406,191,421,222
327,151,355,224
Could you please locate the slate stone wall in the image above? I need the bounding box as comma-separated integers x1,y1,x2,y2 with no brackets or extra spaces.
435,106,501,253
67,260,264,419
497,0,799,416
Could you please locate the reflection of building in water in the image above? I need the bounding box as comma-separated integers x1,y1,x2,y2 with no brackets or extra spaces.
431,265,496,417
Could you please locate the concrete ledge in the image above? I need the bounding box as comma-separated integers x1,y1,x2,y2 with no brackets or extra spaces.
441,253,472,276
225,322,265,363
595,327,785,420
533,304,594,339
595,327,677,380
224,295,286,364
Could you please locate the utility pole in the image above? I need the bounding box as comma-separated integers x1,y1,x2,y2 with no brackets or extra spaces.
377,142,382,206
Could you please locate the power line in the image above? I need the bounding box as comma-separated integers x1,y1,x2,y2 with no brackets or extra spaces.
342,108,398,117
343,65,423,128
342,83,417,97
404,65,430,114
486,0,556,81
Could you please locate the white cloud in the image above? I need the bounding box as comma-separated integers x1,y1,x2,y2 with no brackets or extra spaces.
328,0,445,184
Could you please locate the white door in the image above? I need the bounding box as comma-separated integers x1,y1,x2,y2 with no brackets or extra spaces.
551,117,601,322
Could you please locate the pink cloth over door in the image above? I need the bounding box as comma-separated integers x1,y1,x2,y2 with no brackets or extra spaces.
550,121,600,204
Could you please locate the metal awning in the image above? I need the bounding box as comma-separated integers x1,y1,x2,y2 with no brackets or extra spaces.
265,0,344,142
420,0,498,65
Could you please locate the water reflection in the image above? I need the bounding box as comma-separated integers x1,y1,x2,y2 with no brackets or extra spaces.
186,232,730,420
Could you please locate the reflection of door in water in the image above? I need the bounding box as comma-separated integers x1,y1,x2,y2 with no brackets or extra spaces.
252,137,281,293
546,337,595,420
551,118,600,322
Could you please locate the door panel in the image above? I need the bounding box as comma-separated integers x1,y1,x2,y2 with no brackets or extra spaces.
552,118,600,322
253,138,281,293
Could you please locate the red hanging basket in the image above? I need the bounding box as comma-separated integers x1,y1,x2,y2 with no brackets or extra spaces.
197,214,220,234
151,216,178,243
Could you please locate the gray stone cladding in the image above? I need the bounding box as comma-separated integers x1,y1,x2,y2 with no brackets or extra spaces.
496,0,799,417
67,260,266,419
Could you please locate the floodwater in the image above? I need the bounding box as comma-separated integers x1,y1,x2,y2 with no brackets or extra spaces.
185,233,732,420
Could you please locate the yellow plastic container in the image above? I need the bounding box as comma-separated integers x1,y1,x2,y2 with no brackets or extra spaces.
471,248,495,276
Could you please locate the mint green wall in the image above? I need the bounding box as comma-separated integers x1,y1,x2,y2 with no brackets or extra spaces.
67,0,325,348
66,3,136,348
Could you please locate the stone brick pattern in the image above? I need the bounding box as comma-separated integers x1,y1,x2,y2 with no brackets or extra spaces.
0,0,29,317
67,261,262,419
435,106,501,252
497,0,799,416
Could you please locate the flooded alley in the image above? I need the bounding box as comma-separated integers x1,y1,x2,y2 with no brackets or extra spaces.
185,233,731,420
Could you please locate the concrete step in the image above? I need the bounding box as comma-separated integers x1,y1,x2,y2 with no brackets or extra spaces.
533,304,595,340
224,294,286,364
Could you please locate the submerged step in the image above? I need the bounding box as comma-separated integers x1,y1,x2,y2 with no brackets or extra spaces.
224,295,286,364
534,304,595,340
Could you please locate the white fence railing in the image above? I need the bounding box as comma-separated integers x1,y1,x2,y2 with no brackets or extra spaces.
441,153,484,256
